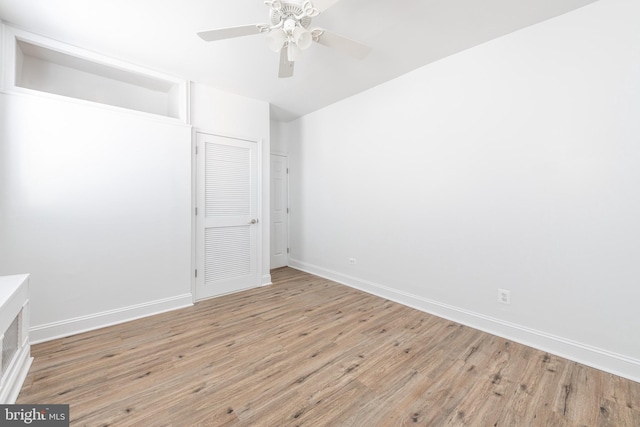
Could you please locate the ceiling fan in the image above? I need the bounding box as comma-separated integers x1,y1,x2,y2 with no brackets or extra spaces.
197,0,371,78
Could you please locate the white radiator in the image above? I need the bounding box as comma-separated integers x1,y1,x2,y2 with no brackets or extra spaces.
0,274,32,403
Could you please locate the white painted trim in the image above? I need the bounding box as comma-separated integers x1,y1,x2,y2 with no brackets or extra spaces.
0,345,32,403
0,89,192,129
30,294,193,344
285,155,290,268
182,79,192,125
0,22,6,90
262,274,273,286
289,258,640,384
256,137,265,291
194,128,262,145
190,126,198,304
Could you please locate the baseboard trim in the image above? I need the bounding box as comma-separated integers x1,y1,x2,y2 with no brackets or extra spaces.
289,258,640,384
30,294,193,344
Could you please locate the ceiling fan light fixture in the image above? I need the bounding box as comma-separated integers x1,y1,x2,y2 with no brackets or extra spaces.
198,0,372,78
292,26,312,50
266,29,287,52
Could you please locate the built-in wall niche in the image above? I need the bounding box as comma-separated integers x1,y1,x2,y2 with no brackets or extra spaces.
5,27,188,122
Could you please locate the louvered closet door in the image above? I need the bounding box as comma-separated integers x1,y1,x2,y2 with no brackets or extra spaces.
196,133,260,300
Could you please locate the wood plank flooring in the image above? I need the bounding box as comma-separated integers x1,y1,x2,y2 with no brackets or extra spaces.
18,268,640,426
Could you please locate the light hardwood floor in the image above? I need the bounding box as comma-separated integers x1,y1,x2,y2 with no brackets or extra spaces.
18,268,640,426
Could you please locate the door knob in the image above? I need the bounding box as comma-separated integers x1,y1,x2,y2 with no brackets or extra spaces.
249,219,258,224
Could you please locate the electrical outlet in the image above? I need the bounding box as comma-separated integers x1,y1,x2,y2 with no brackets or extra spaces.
498,289,511,305
349,258,357,265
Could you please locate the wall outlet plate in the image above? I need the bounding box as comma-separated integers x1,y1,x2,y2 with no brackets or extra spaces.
498,289,511,304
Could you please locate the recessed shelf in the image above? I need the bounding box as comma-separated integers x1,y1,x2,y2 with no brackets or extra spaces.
3,25,188,121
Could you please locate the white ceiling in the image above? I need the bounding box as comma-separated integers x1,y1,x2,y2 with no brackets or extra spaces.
0,0,599,121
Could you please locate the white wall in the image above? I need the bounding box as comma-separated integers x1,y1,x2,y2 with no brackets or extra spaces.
191,83,269,141
0,38,271,343
0,93,193,342
270,119,290,154
191,83,271,284
288,0,640,382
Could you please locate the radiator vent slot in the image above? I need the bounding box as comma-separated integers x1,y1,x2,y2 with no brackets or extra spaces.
1,313,21,376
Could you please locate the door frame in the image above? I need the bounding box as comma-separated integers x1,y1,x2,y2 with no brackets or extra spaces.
191,129,264,302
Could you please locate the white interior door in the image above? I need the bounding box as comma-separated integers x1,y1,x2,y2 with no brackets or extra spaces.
270,154,289,269
196,132,260,300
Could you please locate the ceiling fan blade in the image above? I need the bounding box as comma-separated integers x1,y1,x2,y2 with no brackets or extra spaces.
313,29,371,60
197,25,262,42
312,0,343,12
278,48,295,78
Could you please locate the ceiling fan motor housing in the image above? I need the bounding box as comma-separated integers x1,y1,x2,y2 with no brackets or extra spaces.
270,2,313,29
